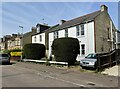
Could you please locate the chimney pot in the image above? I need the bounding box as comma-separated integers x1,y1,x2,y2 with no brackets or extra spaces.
60,20,66,25
101,5,108,12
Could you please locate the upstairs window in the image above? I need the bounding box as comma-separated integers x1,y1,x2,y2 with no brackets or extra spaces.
39,35,42,42
54,31,58,39
107,28,110,39
76,25,80,36
76,24,84,37
65,28,68,37
37,26,40,33
81,24,84,36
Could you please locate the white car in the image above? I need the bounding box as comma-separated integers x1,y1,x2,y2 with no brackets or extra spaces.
0,53,10,64
80,53,97,69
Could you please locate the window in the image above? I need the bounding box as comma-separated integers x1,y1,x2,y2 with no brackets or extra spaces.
17,40,20,46
107,28,110,39
34,36,36,42
54,31,58,39
81,44,85,55
37,26,40,33
81,24,84,36
65,29,68,37
40,35,42,42
76,25,80,36
76,24,84,37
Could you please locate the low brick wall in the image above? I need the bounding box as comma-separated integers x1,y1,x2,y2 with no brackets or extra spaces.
10,56,21,61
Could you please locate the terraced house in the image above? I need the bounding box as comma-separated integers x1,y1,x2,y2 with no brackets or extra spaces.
32,5,117,61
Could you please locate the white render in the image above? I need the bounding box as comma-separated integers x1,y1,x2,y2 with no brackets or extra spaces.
48,21,95,61
32,33,45,45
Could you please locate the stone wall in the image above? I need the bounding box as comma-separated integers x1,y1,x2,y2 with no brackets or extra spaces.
95,11,116,53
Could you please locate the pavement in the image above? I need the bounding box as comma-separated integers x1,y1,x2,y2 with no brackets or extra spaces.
101,65,119,77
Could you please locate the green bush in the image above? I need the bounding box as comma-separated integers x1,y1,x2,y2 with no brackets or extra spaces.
23,43,46,60
52,37,80,65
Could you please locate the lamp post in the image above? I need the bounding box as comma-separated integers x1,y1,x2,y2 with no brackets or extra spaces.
19,26,23,61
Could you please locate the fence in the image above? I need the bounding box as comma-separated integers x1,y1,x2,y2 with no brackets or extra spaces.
97,49,120,72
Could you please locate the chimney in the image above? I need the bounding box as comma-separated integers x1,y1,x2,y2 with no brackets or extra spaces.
60,20,66,25
101,5,108,12
32,27,37,33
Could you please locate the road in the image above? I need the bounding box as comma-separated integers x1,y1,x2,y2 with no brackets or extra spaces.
1,61,119,88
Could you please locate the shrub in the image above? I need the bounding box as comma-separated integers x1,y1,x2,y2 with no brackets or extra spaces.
52,37,80,65
23,43,45,60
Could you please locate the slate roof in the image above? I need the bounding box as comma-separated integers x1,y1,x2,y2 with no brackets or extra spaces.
45,24,60,33
50,10,101,32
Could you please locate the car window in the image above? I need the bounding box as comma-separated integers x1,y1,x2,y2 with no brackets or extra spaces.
86,54,96,59
0,54,9,57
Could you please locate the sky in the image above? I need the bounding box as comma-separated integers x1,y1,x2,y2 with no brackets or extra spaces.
0,1,119,37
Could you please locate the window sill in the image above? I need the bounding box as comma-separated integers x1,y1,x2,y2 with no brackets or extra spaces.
76,35,85,38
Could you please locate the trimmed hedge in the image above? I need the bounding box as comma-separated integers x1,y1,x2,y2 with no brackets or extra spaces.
52,37,80,65
23,43,45,60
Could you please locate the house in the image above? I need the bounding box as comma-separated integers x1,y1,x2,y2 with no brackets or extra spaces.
23,27,37,47
47,5,117,61
116,30,120,49
7,34,22,50
31,5,117,61
0,38,4,51
32,23,59,57
32,23,50,45
0,35,11,51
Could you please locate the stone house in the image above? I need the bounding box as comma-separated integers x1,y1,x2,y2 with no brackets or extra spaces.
0,35,11,51
7,34,22,50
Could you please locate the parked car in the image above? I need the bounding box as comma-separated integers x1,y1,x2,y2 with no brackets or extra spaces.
80,53,98,69
0,53,10,64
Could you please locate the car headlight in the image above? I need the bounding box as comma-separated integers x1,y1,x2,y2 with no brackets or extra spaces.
89,62,95,65
80,61,83,63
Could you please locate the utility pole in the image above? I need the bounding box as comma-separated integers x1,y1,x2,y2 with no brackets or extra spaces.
19,25,23,61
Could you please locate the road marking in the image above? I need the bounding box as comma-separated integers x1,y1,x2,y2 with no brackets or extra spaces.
37,72,87,87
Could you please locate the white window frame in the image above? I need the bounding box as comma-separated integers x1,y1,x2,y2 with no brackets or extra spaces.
54,31,58,39
65,28,68,37
37,26,40,33
81,24,84,36
39,35,42,42
81,44,85,55
76,25,80,37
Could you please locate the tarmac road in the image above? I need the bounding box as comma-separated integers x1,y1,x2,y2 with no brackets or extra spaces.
1,61,119,88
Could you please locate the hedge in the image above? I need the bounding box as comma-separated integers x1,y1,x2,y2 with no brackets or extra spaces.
23,43,45,60
52,37,80,65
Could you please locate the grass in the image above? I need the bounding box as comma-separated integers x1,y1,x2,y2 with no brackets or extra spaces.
19,58,98,74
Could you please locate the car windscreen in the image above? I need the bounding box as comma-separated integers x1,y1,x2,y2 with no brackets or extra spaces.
0,54,9,57
86,54,96,59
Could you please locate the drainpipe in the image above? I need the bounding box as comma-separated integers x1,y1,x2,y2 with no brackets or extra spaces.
115,31,118,49
110,21,113,50
86,21,89,55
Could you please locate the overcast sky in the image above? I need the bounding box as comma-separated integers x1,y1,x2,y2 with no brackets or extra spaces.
1,2,118,37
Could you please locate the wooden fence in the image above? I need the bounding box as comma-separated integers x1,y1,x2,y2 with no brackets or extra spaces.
97,49,120,72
